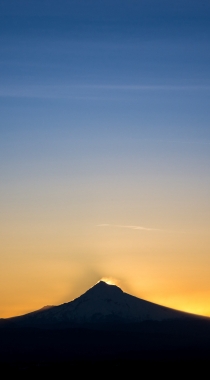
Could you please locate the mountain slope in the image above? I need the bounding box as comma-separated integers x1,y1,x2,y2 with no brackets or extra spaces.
1,281,210,367
6,281,206,328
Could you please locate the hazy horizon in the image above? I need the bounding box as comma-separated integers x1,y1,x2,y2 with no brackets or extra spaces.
1,0,210,318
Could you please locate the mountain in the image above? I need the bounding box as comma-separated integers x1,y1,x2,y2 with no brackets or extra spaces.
5,281,207,329
1,281,210,370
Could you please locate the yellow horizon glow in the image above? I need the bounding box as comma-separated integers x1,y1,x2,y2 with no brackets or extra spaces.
1,149,210,319
2,280,210,319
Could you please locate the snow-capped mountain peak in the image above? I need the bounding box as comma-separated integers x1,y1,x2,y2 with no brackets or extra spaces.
8,280,204,328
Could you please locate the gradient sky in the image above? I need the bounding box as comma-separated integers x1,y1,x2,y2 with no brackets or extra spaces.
1,0,210,318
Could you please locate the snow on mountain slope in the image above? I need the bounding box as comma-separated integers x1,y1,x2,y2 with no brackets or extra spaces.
9,281,202,327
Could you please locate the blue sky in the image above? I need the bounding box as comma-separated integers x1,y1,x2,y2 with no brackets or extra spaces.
1,0,210,141
1,1,210,317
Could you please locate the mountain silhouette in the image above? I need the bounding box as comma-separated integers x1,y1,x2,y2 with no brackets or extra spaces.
1,281,210,369
5,281,207,328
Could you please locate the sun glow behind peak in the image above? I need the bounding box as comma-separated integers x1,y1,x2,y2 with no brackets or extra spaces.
98,277,119,286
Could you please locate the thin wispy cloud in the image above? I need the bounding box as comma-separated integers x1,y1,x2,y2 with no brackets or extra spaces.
135,138,210,146
97,224,161,232
81,84,210,91
0,84,210,99
97,224,189,234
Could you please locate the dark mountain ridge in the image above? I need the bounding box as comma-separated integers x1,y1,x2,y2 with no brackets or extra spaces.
1,281,210,369
2,281,208,329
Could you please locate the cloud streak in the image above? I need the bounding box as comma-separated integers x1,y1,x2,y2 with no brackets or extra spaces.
97,224,161,231
0,84,210,99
